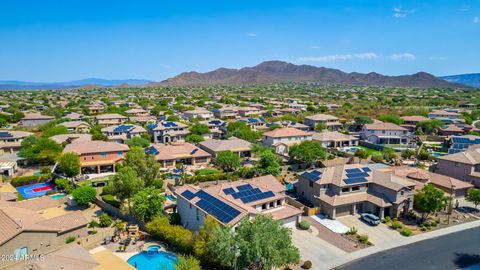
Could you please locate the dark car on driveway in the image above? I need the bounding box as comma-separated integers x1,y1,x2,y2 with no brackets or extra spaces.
360,213,380,226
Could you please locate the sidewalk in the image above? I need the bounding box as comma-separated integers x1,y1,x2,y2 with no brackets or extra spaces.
326,219,480,269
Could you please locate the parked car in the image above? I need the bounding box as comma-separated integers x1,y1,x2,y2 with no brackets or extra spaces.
360,213,380,226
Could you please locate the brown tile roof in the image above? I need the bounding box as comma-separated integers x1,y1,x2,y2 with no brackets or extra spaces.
36,211,89,233
95,113,128,120
199,137,252,152
58,121,91,128
64,140,130,155
305,114,339,121
311,131,358,142
151,142,211,161
263,127,312,138
437,145,480,165
401,115,429,122
364,122,407,131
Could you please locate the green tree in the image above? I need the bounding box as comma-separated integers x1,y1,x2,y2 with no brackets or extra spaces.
215,151,241,172
414,183,446,220
111,166,143,212
255,150,281,176
208,215,300,270
175,255,201,270
416,119,444,134
19,136,63,164
147,216,193,254
378,114,403,125
354,149,370,160
125,136,150,148
42,125,68,138
57,152,80,177
466,189,480,209
315,122,327,131
90,125,108,141
190,123,211,135
354,115,374,125
186,134,205,144
288,140,327,166
99,213,113,227
132,187,166,222
418,149,430,160
401,149,416,159
72,186,97,205
382,148,397,162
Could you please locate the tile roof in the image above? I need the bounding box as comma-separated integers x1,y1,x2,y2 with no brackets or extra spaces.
263,127,312,138
64,140,130,155
150,142,211,161
311,131,358,142
305,114,339,121
199,137,252,152
364,122,407,131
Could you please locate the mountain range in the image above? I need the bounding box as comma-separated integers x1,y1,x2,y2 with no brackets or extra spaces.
0,78,152,90
156,61,467,88
0,61,476,90
439,73,480,88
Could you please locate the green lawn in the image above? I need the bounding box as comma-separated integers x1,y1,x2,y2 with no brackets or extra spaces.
358,146,382,156
195,168,221,175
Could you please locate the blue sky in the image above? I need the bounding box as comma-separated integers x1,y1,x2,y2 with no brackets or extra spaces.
0,0,479,81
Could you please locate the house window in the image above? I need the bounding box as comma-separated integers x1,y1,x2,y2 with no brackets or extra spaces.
101,152,107,157
262,204,267,210
352,186,359,191
342,187,350,193
309,181,313,188
196,208,199,221
277,199,282,205
455,162,461,168
189,203,192,209
269,202,274,208
117,151,123,156
401,191,404,195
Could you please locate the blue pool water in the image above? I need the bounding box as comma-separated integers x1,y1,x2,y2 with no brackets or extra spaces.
285,183,294,190
127,251,177,270
166,195,177,201
147,245,162,252
50,193,67,200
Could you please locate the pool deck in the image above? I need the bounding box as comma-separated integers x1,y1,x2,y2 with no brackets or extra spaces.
89,246,135,270
0,182,16,193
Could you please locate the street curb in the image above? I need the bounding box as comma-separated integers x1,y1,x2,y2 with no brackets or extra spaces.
328,219,480,269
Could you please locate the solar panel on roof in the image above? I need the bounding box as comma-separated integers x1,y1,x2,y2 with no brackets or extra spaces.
345,168,361,174
302,172,320,182
191,149,198,155
223,188,235,195
343,177,368,184
310,170,322,176
181,190,196,200
237,184,253,191
145,146,159,155
346,172,369,178
0,132,12,138
195,190,241,223
362,167,371,172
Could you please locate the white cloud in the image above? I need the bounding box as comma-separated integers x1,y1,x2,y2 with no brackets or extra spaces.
393,7,414,18
428,56,446,61
460,5,470,12
297,52,378,62
389,53,416,60
474,17,480,23
310,45,321,49
247,33,257,37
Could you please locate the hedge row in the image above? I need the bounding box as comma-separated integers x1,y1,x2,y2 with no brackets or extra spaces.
186,172,236,184
102,194,121,208
10,173,52,187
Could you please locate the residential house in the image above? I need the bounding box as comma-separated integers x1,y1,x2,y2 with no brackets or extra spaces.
381,166,473,198
238,117,268,131
212,106,239,119
400,115,429,132
174,175,302,231
199,119,227,139
447,135,480,154
146,142,211,168
438,123,472,136
148,121,190,144
0,198,88,269
183,108,214,120
428,109,464,124
262,127,312,155
94,113,128,126
129,115,157,125
57,121,91,133
0,131,33,154
199,137,252,158
312,131,359,148
295,164,416,219
304,114,342,131
125,108,149,116
50,134,92,145
86,101,106,114
237,107,263,117
19,113,54,127
361,122,411,145
270,121,310,131
435,145,480,187
101,124,147,143
64,112,84,121
63,141,129,174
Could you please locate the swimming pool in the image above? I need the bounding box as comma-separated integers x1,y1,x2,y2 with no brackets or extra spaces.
147,245,162,252
50,193,67,200
127,250,177,270
16,182,57,199
341,146,361,153
166,195,177,201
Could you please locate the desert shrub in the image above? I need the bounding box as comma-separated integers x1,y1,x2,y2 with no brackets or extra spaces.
65,236,76,244
101,185,115,195
298,220,310,230
11,174,52,187
302,260,312,269
400,228,412,237
99,213,113,227
357,234,369,244
346,227,358,235
390,221,403,230
407,210,417,220
89,219,99,228
383,216,391,223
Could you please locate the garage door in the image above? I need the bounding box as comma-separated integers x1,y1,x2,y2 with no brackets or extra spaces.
282,216,297,228
336,205,351,217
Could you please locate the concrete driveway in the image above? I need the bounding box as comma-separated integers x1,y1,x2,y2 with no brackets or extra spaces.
337,215,403,245
292,226,347,270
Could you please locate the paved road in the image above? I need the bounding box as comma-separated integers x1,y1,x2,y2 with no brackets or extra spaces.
336,226,480,270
